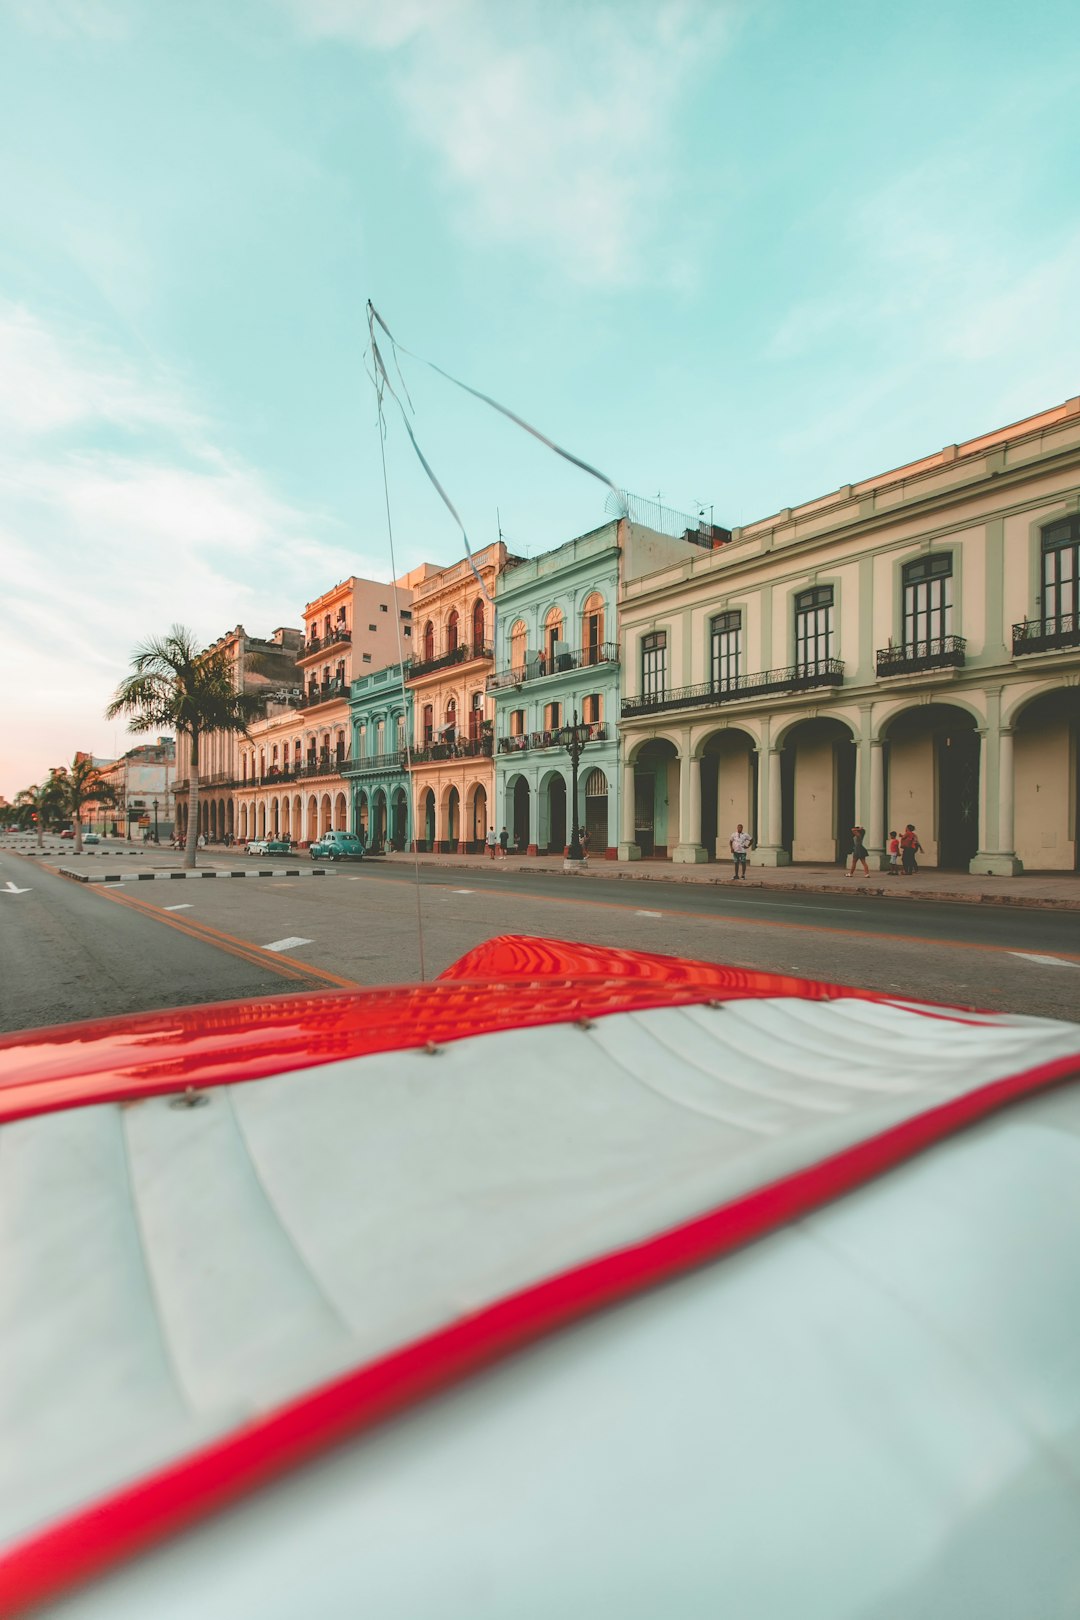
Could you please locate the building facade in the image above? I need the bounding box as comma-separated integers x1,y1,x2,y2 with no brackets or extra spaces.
406,545,512,852
346,661,412,852
97,739,177,840
617,396,1080,873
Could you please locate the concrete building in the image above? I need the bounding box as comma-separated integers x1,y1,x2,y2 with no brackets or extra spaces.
407,545,513,852
489,519,709,855
617,396,1080,873
97,739,177,840
346,661,413,852
235,574,419,844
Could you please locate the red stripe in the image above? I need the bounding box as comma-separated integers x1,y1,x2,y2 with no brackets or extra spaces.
2,1045,1076,1616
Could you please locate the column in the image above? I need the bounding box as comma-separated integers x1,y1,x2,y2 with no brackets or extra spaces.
970,727,1022,873
768,750,783,847
751,739,790,865
527,774,540,857
673,748,706,863
618,758,640,860
868,738,886,867
997,729,1015,855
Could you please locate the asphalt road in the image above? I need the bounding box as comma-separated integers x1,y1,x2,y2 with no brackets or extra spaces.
2,842,1078,1031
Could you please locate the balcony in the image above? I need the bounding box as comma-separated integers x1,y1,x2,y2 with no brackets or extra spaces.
876,636,966,677
1013,615,1080,656
300,679,349,709
341,750,406,776
289,756,350,780
406,642,493,680
621,660,845,719
498,723,608,754
487,642,620,693
411,734,493,764
298,626,351,662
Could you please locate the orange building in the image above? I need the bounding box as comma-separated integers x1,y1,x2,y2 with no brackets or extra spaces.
406,543,519,850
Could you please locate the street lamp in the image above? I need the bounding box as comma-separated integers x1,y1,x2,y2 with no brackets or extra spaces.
558,709,592,863
152,798,159,844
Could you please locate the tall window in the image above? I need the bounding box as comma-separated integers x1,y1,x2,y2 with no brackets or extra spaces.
510,708,525,737
336,730,346,761
357,725,366,759
710,611,742,689
1042,517,1079,624
544,701,562,731
472,598,486,650
396,715,405,750
642,631,667,699
509,619,527,674
447,609,459,653
445,700,457,739
469,691,483,739
422,622,435,662
422,703,434,744
903,554,952,646
544,607,564,665
582,693,602,725
794,587,834,670
582,593,605,662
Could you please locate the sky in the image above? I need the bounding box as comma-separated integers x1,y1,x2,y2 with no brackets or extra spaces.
1,0,1078,796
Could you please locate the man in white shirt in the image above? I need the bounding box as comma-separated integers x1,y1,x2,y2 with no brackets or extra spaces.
729,823,752,880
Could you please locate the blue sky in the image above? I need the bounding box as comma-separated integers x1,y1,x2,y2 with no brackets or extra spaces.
2,0,1078,794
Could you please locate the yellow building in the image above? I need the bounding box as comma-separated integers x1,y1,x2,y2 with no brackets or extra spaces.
618,397,1080,874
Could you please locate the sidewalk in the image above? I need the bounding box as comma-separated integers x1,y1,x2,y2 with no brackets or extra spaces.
388,851,1080,910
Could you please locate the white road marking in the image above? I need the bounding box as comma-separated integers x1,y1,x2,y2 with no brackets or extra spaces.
1009,951,1079,969
263,936,314,953
163,903,193,911
2,880,31,894
636,909,662,918
452,889,475,894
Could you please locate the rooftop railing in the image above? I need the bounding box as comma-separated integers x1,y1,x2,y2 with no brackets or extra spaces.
621,659,845,719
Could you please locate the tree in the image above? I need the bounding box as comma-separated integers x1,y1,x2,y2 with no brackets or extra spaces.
106,626,263,869
51,757,119,854
14,776,65,849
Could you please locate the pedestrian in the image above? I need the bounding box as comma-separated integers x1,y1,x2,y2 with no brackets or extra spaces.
847,824,869,877
579,826,591,859
499,826,509,857
900,823,921,876
887,830,900,875
729,822,752,879
197,833,206,850
486,825,498,860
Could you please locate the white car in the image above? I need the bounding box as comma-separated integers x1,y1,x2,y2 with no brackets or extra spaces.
245,837,270,855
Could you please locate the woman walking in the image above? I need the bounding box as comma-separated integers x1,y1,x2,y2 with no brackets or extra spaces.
847,824,869,876
901,824,922,876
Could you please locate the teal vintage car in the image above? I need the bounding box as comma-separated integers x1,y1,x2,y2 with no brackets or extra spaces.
309,831,365,862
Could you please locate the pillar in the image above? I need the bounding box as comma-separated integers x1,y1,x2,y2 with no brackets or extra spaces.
970,725,1022,874
673,749,707,863
868,738,886,867
753,744,790,865
527,774,540,857
618,758,641,860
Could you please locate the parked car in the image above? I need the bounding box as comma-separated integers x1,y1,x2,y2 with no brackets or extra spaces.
264,836,292,855
59,829,74,839
246,837,270,855
309,830,365,862
83,833,101,846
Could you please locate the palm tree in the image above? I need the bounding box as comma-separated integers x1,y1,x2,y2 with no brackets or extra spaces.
14,776,65,849
106,626,263,869
51,757,119,854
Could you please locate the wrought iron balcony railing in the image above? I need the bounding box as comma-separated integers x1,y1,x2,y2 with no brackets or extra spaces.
621,660,845,719
876,636,966,676
497,723,608,754
300,679,349,708
341,750,407,775
411,735,493,763
299,626,351,660
406,642,493,680
1013,615,1080,656
486,642,620,692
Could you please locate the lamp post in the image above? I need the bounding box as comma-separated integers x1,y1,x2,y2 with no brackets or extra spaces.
152,798,159,844
558,709,591,863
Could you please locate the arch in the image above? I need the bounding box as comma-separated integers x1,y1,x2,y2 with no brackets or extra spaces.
281,797,290,837
581,591,606,662
538,767,567,855
467,780,488,845
356,790,369,841
306,795,319,842
333,791,347,831
583,765,608,852
773,716,856,866
443,784,461,849
446,608,459,653
1002,679,1080,730
543,605,564,668
391,785,409,851
319,793,333,836
697,725,759,859
1010,685,1080,871
509,618,527,674
226,800,234,837
628,737,678,858
270,796,280,836
879,702,980,871
472,597,486,651
624,730,684,766
240,802,249,840
374,788,388,848
258,802,267,838
505,773,530,853
418,786,436,850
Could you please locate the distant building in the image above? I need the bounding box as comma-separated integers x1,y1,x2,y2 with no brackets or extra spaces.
346,661,413,851
96,738,176,839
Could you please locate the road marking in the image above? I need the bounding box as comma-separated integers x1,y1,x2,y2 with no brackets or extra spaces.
635,909,662,918
1009,951,1080,969
452,889,475,894
264,936,314,953
163,903,193,911
2,881,31,894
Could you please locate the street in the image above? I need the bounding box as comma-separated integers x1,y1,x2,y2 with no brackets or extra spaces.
2,840,1078,1033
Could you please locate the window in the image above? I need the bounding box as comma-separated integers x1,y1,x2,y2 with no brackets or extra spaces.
403,626,412,637
472,598,486,650
396,715,405,749
710,611,742,689
582,693,602,725
358,725,366,759
447,609,459,653
361,654,371,664
336,661,346,683
379,603,388,613
1041,517,1079,624
422,704,434,744
544,607,564,665
469,691,483,739
642,631,667,699
336,730,346,761
368,623,377,632
582,593,605,662
510,708,525,737
400,608,412,620
509,619,527,673
544,700,562,731
422,622,435,661
794,587,833,670
903,555,952,646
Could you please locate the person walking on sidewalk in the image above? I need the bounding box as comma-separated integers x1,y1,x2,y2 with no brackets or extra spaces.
729,823,752,880
486,826,498,860
499,826,509,857
888,830,901,875
847,824,870,876
901,824,922,876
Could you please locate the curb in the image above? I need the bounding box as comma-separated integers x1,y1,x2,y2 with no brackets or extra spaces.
59,867,331,884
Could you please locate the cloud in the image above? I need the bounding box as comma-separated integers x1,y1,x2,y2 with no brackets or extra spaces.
0,304,364,793
283,0,739,285
0,0,129,39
